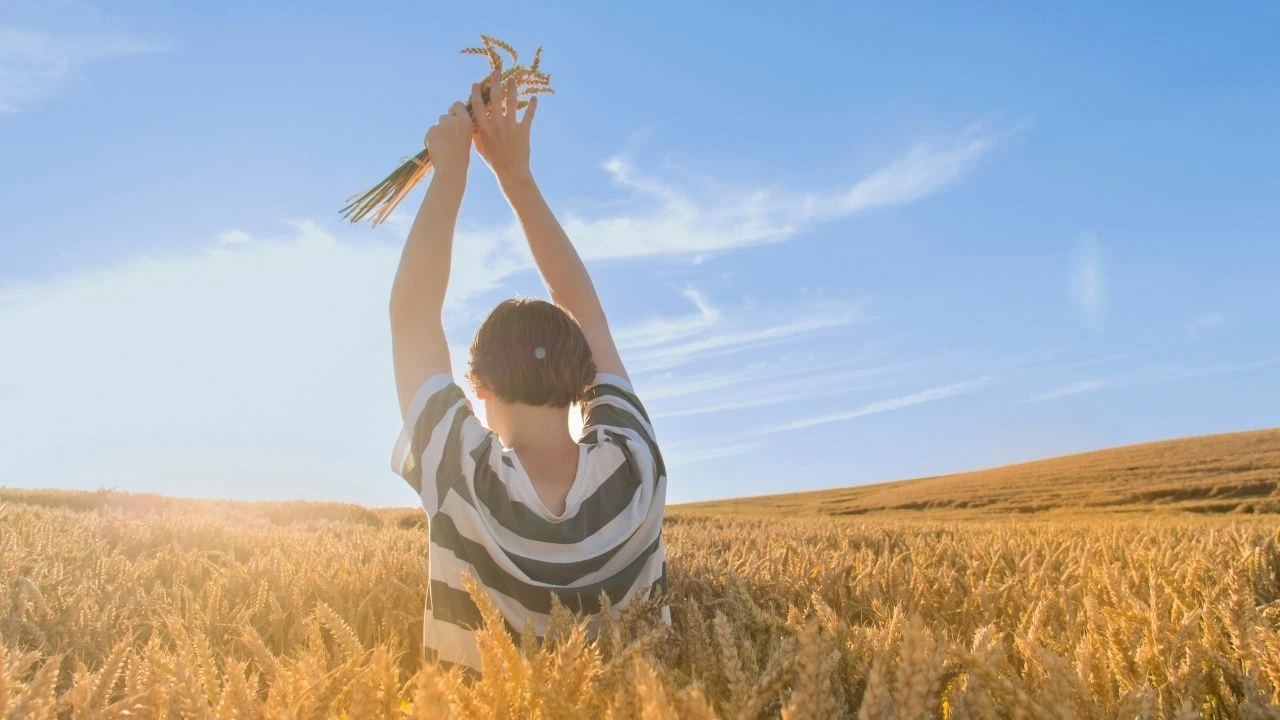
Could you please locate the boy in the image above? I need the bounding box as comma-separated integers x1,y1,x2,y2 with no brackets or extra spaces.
388,72,668,675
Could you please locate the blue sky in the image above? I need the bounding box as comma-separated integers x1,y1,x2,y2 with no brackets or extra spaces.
2,0,1278,507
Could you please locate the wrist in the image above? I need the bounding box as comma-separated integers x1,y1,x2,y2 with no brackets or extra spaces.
497,168,535,193
432,164,468,188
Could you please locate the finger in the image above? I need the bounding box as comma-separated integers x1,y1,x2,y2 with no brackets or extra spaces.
448,101,467,117
488,70,501,117
505,77,518,122
469,83,488,128
520,95,538,128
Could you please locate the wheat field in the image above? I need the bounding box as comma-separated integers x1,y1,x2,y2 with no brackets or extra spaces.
679,429,1280,518
3,482,1278,719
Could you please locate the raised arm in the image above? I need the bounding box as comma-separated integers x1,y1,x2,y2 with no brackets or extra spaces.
389,102,473,419
471,74,628,380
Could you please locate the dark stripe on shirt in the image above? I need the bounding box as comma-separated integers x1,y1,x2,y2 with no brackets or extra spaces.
433,401,477,510
402,383,467,496
584,383,651,424
469,436,643,545
428,579,522,639
429,512,663,615
602,427,667,484
583,404,654,447
503,537,628,584
654,561,669,598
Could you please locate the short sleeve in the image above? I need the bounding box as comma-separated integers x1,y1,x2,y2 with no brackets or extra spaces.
581,373,665,479
391,374,491,516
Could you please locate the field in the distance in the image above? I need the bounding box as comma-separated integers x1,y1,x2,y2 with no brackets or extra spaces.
677,429,1280,517
2,430,1279,718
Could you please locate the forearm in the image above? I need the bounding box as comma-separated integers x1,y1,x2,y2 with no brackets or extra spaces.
500,171,627,377
390,170,466,314
500,173,604,323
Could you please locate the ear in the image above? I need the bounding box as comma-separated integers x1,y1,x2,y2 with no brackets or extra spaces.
474,385,491,401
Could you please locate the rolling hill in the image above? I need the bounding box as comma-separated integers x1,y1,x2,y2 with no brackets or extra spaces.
672,428,1280,517
4,429,1277,522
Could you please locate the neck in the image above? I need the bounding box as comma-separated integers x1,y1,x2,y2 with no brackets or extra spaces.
489,403,575,452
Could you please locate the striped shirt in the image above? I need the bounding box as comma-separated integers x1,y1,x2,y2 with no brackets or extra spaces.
390,372,668,673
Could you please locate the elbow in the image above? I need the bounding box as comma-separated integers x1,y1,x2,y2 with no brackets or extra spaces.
389,284,445,323
388,283,417,321
388,285,405,319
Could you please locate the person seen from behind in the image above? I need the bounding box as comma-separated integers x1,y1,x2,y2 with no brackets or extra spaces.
387,70,669,676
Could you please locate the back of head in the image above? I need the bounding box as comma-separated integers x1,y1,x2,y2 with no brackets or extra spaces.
467,299,596,407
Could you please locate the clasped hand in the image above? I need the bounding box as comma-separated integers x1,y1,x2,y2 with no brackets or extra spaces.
425,69,538,184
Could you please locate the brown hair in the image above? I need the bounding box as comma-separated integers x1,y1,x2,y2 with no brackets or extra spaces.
466,298,596,407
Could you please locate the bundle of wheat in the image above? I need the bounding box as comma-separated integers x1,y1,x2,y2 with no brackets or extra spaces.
341,35,554,227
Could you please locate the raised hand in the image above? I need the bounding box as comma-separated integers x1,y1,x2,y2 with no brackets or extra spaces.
472,70,538,185
424,102,473,179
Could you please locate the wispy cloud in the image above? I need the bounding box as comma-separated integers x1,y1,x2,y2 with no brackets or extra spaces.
748,377,991,436
613,287,720,350
0,27,165,113
1069,231,1106,332
1186,313,1226,338
564,127,1001,261
1027,379,1106,402
217,229,253,245
664,442,761,466
1026,357,1280,403
817,131,1000,217
624,301,869,373
1132,359,1280,384
1032,349,1145,374
647,359,918,418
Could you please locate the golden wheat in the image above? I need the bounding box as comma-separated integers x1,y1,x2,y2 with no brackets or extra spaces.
1,492,1278,719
